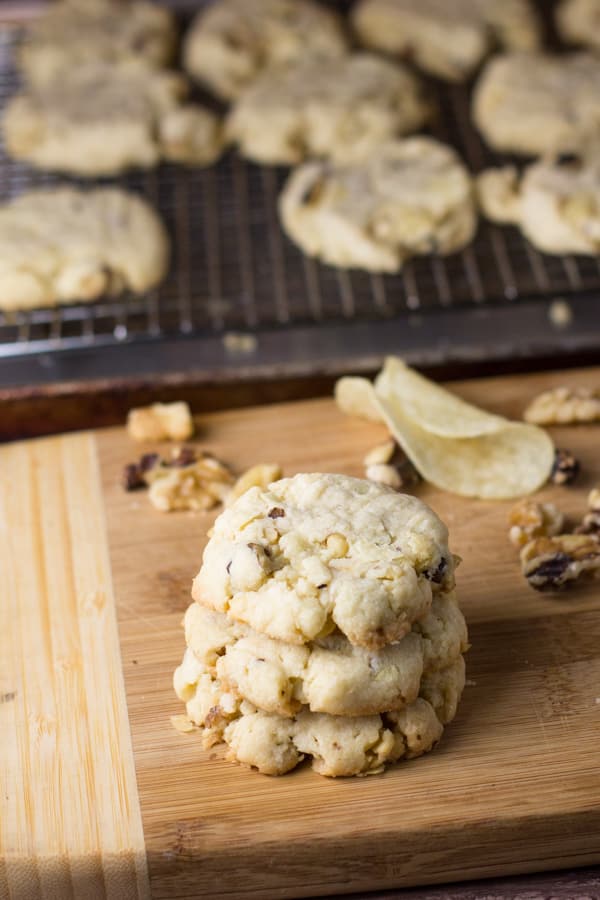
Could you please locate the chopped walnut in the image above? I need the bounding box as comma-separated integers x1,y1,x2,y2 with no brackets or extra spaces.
549,448,580,485
588,488,600,511
363,438,419,488
363,439,396,466
508,499,564,548
226,463,282,506
521,533,600,590
365,463,403,490
148,453,234,512
524,386,600,425
575,487,600,534
127,401,194,442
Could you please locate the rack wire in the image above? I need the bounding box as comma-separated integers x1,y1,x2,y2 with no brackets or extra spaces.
0,9,599,383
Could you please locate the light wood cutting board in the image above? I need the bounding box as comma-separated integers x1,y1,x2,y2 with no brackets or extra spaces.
2,367,600,900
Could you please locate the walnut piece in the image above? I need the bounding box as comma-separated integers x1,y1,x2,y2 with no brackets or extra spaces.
549,448,580,485
521,533,600,591
148,453,234,512
365,462,403,490
575,487,600,534
524,386,600,425
508,499,564,548
226,463,282,506
127,401,194,442
363,439,396,466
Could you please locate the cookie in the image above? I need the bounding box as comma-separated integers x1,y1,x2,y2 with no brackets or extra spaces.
478,157,600,255
181,595,466,717
173,657,465,776
279,137,477,273
18,0,177,88
473,52,600,156
556,0,600,52
225,53,430,166
0,187,169,311
192,472,455,649
351,0,541,82
183,0,348,101
3,62,223,176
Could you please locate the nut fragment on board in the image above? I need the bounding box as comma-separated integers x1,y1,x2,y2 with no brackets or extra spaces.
226,463,283,506
365,462,403,490
575,487,600,534
127,401,194,442
549,448,580,485
122,447,234,512
508,499,564,548
524,386,600,425
363,438,396,466
520,533,600,590
148,453,234,512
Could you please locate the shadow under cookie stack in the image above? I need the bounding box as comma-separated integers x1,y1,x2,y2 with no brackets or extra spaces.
174,473,468,777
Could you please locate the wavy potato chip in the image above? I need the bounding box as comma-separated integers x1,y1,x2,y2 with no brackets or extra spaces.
376,357,507,438
375,390,554,500
334,361,554,499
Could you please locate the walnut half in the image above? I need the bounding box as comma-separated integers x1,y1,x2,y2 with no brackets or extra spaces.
520,533,600,591
524,386,600,425
508,499,564,549
127,401,194,442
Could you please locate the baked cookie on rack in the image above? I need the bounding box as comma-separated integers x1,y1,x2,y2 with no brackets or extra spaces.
477,156,600,255
0,187,169,311
556,0,600,52
351,0,541,82
473,52,600,156
279,137,476,273
3,62,223,176
18,0,177,87
225,53,430,166
183,0,348,101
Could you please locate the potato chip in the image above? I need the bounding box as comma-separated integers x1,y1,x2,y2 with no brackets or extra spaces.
375,357,507,437
375,389,554,500
334,376,384,423
334,361,555,499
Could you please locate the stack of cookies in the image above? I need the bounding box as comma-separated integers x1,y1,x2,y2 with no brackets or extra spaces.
174,473,468,777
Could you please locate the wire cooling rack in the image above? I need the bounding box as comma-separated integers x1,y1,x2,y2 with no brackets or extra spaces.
1,5,599,388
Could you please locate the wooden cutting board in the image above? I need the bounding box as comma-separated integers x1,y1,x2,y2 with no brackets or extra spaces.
2,366,600,900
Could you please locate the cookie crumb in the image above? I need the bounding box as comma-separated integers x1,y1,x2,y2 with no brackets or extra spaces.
223,332,258,354
127,401,194,442
171,714,197,734
549,299,573,328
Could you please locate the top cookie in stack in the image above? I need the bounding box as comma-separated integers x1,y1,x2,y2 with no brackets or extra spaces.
174,473,468,777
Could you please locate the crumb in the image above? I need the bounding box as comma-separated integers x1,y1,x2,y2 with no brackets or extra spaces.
548,298,573,328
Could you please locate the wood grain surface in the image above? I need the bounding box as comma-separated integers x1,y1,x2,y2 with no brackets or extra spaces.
0,433,150,900
3,367,600,899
